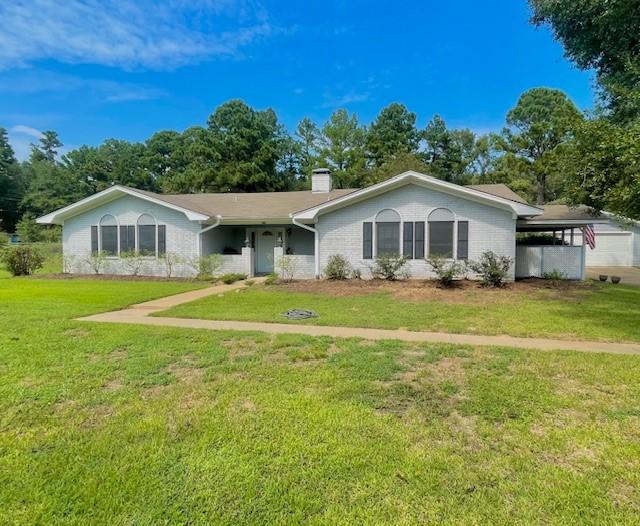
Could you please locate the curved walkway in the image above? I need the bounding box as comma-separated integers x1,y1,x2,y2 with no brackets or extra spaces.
77,280,640,356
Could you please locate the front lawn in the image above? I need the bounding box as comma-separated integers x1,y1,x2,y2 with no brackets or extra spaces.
159,279,640,343
2,278,640,524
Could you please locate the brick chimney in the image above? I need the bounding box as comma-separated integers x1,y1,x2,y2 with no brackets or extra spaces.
311,168,332,193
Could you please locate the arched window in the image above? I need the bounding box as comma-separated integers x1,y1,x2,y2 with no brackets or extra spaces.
375,209,401,256
428,208,454,258
137,214,157,256
99,214,118,256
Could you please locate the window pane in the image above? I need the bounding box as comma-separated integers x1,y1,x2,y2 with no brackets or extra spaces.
415,222,425,259
120,225,136,253
139,225,156,256
428,221,453,258
403,222,414,259
101,226,118,255
457,221,468,260
377,222,400,256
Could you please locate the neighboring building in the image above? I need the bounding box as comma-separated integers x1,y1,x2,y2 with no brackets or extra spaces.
37,170,604,280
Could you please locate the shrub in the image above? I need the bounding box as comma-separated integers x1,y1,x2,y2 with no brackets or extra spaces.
324,254,351,280
265,272,278,285
468,251,513,287
187,254,222,280
162,252,183,278
219,272,247,284
0,245,45,276
351,268,362,279
370,254,409,280
62,254,76,274
84,251,108,274
0,231,9,246
120,251,146,276
543,269,567,284
426,256,464,287
16,214,44,243
276,254,297,282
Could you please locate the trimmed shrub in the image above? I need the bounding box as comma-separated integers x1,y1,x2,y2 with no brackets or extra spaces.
188,254,222,280
264,272,278,285
468,251,513,287
120,251,146,276
324,254,351,280
84,251,108,274
1,245,45,276
219,272,247,284
426,256,464,287
370,254,409,281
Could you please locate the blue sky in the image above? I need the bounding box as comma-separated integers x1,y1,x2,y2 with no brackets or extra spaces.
0,0,594,160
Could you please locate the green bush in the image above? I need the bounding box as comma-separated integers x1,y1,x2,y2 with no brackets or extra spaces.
0,231,9,246
543,270,567,283
426,256,464,287
0,245,45,276
188,254,222,280
264,272,278,285
219,272,247,284
324,254,351,280
370,254,409,280
468,251,513,287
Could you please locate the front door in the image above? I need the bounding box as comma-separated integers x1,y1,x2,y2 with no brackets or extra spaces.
256,229,276,274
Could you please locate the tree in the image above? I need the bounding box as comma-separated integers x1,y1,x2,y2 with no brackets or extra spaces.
530,0,640,122
30,131,62,163
318,109,366,188
207,100,288,192
366,103,419,166
363,151,429,186
295,117,321,183
0,128,23,231
499,88,583,204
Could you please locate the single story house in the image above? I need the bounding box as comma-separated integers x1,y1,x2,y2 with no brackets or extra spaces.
37,169,605,280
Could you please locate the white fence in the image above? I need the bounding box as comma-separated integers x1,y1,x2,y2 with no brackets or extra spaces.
515,245,585,280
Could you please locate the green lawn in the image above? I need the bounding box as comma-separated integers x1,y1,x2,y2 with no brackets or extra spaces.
2,278,640,524
160,281,640,343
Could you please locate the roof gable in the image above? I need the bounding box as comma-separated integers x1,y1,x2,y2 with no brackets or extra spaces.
292,171,542,220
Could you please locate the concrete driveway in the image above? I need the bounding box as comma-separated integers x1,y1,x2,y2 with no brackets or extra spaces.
586,267,640,286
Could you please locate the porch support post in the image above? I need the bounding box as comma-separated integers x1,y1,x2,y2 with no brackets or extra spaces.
242,246,254,278
273,245,284,277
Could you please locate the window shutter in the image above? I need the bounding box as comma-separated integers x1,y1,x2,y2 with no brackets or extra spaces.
457,221,469,260
91,226,98,254
403,222,414,259
158,225,166,255
363,222,372,259
414,222,425,259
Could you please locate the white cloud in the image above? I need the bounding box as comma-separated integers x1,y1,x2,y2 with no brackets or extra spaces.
8,124,75,161
320,91,370,109
0,0,278,71
0,70,166,102
9,124,43,140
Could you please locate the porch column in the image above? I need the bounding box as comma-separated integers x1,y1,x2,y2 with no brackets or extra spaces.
273,245,284,277
242,246,255,278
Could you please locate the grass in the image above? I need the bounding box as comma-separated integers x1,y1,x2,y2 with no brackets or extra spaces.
159,281,640,343
2,278,640,524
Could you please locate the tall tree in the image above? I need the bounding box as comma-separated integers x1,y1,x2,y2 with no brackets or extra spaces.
366,103,419,166
530,0,640,122
499,88,583,204
207,100,288,192
30,131,63,163
0,128,23,231
295,117,321,183
319,109,366,188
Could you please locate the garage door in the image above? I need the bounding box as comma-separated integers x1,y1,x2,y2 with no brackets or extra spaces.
584,232,632,266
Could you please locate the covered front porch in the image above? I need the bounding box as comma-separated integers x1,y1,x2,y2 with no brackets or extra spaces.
200,223,316,278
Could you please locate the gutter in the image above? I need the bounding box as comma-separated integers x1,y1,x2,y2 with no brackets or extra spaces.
292,216,320,279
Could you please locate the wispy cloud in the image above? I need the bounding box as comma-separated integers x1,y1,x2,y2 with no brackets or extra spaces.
320,91,370,109
0,0,279,71
9,124,43,140
0,70,166,102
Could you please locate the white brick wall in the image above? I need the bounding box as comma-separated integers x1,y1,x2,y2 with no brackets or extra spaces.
63,194,201,277
316,183,517,279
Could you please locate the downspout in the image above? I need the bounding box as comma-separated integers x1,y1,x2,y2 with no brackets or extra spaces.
292,216,320,279
198,215,222,257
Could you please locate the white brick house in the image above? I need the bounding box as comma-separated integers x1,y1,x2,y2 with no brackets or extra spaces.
38,169,600,280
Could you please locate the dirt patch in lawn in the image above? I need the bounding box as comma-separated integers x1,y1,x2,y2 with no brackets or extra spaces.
272,278,595,304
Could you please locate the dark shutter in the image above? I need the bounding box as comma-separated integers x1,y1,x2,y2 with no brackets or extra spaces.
403,222,414,259
91,226,98,254
414,222,425,259
158,225,166,255
457,221,469,260
363,222,373,259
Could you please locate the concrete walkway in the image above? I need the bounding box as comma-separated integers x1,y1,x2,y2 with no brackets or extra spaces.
76,278,640,356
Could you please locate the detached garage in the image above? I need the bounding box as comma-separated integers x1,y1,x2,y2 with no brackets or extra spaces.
534,205,640,268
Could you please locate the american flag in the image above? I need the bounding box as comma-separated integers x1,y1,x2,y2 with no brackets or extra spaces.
583,224,596,250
